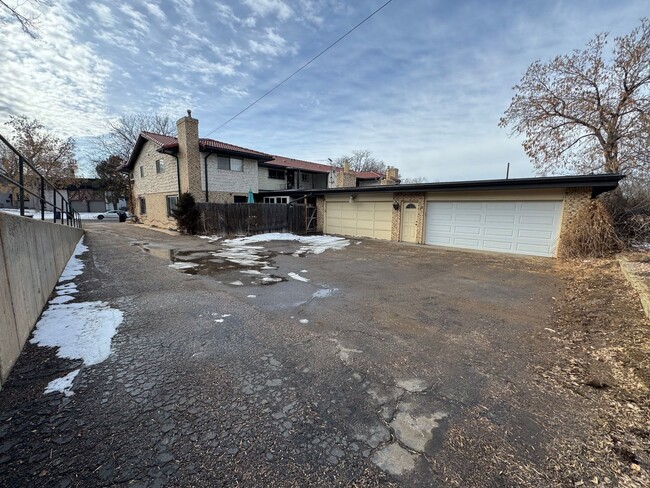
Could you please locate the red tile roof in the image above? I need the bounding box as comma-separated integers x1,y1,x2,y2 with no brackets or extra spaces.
141,132,273,160
264,156,333,174
354,171,383,180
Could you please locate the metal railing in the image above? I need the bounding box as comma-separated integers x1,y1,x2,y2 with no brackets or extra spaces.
0,133,82,228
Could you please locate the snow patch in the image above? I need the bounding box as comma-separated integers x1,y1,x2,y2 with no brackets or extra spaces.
240,269,263,275
31,302,124,366
299,319,309,324
169,262,199,270
44,369,80,397
313,288,338,298
59,239,88,282
229,280,244,286
247,295,257,298
288,272,310,282
223,233,350,255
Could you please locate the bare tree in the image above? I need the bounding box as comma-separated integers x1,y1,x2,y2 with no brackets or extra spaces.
401,176,428,184
333,150,387,173
0,0,49,39
500,18,650,180
1,115,77,186
94,113,176,167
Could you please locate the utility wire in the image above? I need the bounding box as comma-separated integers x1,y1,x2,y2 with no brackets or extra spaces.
203,0,395,137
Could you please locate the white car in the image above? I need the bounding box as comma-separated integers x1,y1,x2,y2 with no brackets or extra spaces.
97,210,131,221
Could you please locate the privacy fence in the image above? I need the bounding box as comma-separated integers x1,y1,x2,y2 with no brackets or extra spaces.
198,203,317,235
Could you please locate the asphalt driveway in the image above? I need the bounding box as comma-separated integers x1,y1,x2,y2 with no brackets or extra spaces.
1,222,592,486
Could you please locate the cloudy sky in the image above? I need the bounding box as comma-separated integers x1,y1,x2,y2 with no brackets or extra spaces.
0,0,647,180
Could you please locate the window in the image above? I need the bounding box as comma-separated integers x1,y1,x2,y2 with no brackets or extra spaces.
268,169,285,180
301,173,309,182
217,156,243,171
263,197,288,204
140,165,145,178
139,197,147,214
234,195,248,203
166,195,177,217
156,159,165,174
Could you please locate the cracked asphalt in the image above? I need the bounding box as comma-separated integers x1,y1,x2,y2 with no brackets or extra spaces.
0,222,581,486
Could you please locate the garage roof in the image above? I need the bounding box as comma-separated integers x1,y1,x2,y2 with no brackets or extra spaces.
258,174,624,198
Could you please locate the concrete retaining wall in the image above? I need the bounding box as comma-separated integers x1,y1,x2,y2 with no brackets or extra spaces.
0,213,83,386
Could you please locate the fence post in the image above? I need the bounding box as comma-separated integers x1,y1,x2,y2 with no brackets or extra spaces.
18,156,25,216
40,176,45,220
52,191,57,223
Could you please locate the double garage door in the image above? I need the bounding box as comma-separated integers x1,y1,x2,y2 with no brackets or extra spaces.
425,200,563,257
325,201,392,240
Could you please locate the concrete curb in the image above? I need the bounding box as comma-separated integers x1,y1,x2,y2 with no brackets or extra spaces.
617,256,650,321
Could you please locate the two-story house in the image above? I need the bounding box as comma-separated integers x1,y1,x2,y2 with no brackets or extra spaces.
123,112,275,227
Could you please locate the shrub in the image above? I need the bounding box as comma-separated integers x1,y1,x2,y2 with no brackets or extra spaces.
172,192,200,235
558,199,623,258
602,181,650,248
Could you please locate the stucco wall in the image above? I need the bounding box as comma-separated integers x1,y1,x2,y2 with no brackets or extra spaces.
0,213,83,386
200,156,259,195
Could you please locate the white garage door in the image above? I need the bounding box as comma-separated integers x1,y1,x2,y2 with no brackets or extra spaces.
425,200,563,257
325,201,392,240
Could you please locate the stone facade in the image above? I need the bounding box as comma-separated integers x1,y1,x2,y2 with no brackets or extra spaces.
336,171,357,188
200,157,258,196
130,140,179,228
137,192,177,229
176,115,203,202
558,187,593,255
315,196,325,233
390,192,426,243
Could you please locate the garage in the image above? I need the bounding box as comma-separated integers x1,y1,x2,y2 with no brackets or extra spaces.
325,198,392,239
425,200,563,257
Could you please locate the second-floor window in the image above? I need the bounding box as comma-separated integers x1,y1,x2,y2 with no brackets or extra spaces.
156,159,164,174
217,156,243,172
268,169,285,180
140,165,145,178
301,173,310,182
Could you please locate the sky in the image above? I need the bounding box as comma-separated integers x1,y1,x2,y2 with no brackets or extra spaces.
0,0,647,180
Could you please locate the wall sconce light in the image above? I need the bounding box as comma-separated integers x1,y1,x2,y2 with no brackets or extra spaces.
393,202,400,210
349,195,356,203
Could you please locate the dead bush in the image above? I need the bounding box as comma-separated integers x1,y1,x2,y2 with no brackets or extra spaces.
558,200,623,258
602,181,650,248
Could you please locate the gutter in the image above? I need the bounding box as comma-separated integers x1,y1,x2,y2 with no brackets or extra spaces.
257,174,625,198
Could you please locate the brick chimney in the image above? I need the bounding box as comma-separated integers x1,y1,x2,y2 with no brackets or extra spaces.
381,166,400,185
176,110,202,199
336,160,357,188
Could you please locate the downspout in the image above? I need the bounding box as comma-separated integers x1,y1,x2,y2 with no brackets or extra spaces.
204,153,210,203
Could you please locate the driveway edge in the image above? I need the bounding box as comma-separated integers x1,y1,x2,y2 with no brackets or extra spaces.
617,256,650,321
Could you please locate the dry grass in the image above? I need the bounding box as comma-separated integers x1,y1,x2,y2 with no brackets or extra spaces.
559,200,623,258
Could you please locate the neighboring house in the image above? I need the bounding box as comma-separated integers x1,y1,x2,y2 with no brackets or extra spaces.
122,112,275,227
258,174,624,258
258,156,332,203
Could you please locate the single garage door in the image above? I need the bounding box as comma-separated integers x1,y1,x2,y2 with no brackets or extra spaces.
326,201,392,240
425,200,563,257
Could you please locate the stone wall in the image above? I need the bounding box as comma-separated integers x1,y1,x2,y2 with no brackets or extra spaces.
137,192,177,229
391,192,426,243
200,156,259,195
336,171,357,188
316,196,325,232
557,187,594,256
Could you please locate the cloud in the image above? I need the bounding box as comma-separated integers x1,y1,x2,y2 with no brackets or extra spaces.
243,0,293,21
0,1,111,139
249,28,295,57
142,2,166,21
221,85,250,99
89,3,116,26
118,4,149,34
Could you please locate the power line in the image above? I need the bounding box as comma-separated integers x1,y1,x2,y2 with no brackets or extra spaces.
203,0,395,138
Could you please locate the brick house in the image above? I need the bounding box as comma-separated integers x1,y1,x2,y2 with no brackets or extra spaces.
123,112,276,227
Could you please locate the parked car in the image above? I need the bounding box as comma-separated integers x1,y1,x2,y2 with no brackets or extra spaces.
97,210,131,222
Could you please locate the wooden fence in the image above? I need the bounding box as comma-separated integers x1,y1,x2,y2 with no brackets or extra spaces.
198,203,315,235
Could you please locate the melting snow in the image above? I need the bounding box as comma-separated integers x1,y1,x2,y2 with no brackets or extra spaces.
240,269,263,275
247,295,257,298
169,262,199,270
229,280,244,286
288,272,310,282
31,236,124,397
44,369,80,397
299,319,309,324
313,288,338,298
223,233,350,255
